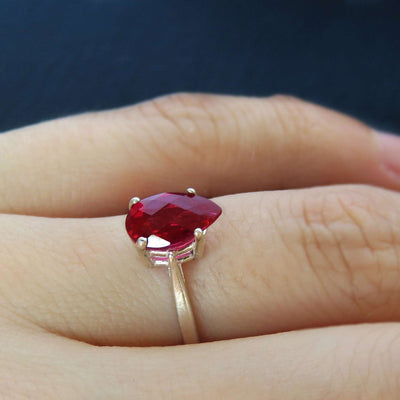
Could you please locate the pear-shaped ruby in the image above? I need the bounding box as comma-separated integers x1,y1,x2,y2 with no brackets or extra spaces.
125,192,222,251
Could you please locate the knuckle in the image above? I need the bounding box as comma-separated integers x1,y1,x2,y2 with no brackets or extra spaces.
137,92,244,164
266,94,311,138
268,94,303,105
150,92,209,118
142,92,221,141
299,186,400,314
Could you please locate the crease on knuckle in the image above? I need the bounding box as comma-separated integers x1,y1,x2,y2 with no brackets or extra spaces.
137,93,226,159
299,187,400,316
267,95,313,142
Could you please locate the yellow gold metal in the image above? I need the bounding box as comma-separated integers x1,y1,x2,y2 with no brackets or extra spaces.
194,228,206,259
186,188,197,195
129,197,140,209
134,237,154,268
168,253,199,344
136,237,147,250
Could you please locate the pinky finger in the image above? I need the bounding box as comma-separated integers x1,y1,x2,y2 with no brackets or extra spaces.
5,323,400,399
112,323,400,399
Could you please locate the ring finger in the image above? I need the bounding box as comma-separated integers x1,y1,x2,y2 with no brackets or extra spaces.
1,184,400,346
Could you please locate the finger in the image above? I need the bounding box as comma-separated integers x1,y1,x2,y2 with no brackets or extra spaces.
1,185,400,346
5,323,400,399
1,93,400,217
106,323,400,399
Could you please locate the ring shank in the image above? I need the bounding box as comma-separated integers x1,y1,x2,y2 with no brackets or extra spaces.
168,253,199,344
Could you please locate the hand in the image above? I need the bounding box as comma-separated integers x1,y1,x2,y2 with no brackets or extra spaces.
1,93,400,399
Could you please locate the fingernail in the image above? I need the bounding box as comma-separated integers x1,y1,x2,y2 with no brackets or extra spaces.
376,131,400,180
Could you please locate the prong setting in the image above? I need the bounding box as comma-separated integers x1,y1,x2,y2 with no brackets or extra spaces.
126,191,220,267
194,227,203,240
136,236,147,250
129,197,140,209
135,237,154,268
186,188,197,196
194,228,206,259
137,229,208,268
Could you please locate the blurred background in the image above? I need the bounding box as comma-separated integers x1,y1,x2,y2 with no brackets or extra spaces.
0,0,399,133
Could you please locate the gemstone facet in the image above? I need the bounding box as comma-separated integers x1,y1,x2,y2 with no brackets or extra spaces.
125,192,222,251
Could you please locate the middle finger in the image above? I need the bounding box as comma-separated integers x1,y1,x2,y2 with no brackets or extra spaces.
2,94,400,217
0,184,399,346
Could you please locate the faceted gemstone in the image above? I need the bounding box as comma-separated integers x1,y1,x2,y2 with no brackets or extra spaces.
125,192,222,251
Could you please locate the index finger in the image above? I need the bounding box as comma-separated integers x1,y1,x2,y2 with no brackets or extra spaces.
0,93,399,217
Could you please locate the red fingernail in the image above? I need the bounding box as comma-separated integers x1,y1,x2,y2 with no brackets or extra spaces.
376,131,400,180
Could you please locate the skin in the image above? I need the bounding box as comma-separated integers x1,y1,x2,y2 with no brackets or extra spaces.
1,93,400,398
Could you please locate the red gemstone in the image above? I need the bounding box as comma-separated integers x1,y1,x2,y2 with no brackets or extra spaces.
125,192,222,251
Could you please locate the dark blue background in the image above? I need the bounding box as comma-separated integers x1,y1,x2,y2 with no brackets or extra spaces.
0,0,399,132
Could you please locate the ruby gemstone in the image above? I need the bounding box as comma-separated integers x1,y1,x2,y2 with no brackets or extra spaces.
125,192,222,251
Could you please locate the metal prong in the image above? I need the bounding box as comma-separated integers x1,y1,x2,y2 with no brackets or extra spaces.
136,237,147,251
194,228,206,259
135,237,153,267
186,188,197,196
129,196,140,209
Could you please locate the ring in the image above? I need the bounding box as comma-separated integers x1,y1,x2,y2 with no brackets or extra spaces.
125,188,222,344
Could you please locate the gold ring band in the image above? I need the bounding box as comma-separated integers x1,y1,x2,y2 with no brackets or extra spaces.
169,253,199,344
